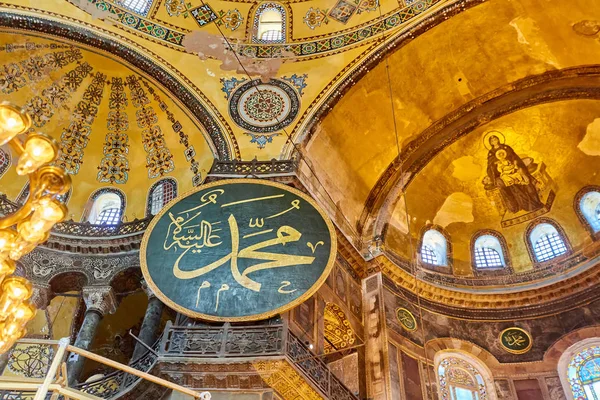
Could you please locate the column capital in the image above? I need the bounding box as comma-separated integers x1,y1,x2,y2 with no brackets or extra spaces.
141,279,157,299
82,286,117,316
30,283,53,310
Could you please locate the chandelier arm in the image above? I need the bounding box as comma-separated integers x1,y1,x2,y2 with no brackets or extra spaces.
0,202,33,229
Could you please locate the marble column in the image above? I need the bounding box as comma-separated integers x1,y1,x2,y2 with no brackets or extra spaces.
132,281,164,361
67,286,117,385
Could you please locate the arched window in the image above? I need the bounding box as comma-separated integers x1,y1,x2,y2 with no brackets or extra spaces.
528,221,569,263
120,0,153,16
558,338,600,400
472,233,508,270
253,3,286,43
86,189,125,225
576,187,600,235
0,148,10,179
419,228,449,267
147,178,177,216
435,352,496,400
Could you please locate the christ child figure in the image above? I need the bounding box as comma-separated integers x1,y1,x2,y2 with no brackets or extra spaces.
495,149,527,186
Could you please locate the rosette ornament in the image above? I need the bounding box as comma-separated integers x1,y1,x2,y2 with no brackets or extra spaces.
0,102,71,353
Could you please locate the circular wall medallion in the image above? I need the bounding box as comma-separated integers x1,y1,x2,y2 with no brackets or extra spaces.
396,308,417,331
499,327,533,354
140,179,336,322
229,79,300,133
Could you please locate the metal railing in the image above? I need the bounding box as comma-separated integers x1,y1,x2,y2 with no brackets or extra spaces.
160,322,358,400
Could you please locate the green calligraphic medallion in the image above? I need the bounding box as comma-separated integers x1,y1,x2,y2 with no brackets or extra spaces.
499,327,532,354
396,308,417,332
140,179,337,322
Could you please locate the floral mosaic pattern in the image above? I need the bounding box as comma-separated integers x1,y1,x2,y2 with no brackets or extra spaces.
139,79,202,186
128,76,174,179
98,77,130,184
216,9,244,31
57,72,106,174
304,8,329,30
244,132,281,149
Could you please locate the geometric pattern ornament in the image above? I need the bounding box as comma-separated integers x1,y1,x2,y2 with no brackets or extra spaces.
229,79,300,133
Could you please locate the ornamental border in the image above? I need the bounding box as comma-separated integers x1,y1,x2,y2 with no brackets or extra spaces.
139,178,338,322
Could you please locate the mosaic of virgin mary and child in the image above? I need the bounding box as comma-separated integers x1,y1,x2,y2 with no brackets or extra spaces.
481,131,544,214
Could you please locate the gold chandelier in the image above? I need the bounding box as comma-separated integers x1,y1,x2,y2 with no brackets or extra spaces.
0,102,71,353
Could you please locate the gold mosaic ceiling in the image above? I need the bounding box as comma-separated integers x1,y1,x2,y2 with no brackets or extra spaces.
0,0,599,280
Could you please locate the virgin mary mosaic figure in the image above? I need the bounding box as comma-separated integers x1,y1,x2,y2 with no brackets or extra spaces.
482,131,543,214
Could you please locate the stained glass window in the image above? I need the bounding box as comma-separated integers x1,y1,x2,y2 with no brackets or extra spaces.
438,357,488,400
567,346,600,399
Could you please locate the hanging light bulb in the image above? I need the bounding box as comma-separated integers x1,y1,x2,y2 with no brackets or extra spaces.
0,277,31,320
16,134,57,175
9,237,44,261
8,302,35,327
17,220,49,243
0,230,17,261
0,103,30,146
0,259,15,283
31,197,67,225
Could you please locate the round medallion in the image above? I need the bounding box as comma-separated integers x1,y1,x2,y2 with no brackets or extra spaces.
499,327,532,354
396,308,417,331
140,179,336,322
229,79,300,133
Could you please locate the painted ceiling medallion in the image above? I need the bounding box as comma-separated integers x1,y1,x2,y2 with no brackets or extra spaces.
499,327,533,354
396,307,417,331
229,79,300,133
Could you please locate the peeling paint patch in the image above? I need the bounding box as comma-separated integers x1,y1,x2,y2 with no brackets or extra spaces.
451,156,482,181
390,194,410,235
578,118,600,156
509,17,560,68
433,192,474,228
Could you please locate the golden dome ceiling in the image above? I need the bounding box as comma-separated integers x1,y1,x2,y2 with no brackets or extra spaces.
0,0,599,288
0,31,215,220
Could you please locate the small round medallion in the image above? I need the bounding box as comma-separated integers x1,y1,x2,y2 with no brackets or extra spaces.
396,308,417,332
499,327,532,354
229,79,300,133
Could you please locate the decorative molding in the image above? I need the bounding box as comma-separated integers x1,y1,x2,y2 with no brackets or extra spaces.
82,286,118,315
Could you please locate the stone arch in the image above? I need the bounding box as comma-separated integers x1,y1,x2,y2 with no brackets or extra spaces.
49,271,88,294
434,349,498,400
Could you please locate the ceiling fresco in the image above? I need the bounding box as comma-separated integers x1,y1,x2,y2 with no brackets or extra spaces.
387,100,600,274
0,31,214,220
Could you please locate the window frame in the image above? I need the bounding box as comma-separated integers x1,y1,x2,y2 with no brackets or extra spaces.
417,225,453,274
146,178,178,217
251,3,287,44
574,186,600,239
524,218,571,266
118,0,154,17
471,230,512,276
435,351,497,400
558,338,600,400
82,188,126,225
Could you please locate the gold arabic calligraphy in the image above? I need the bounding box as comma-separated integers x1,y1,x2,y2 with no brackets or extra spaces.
162,189,320,312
